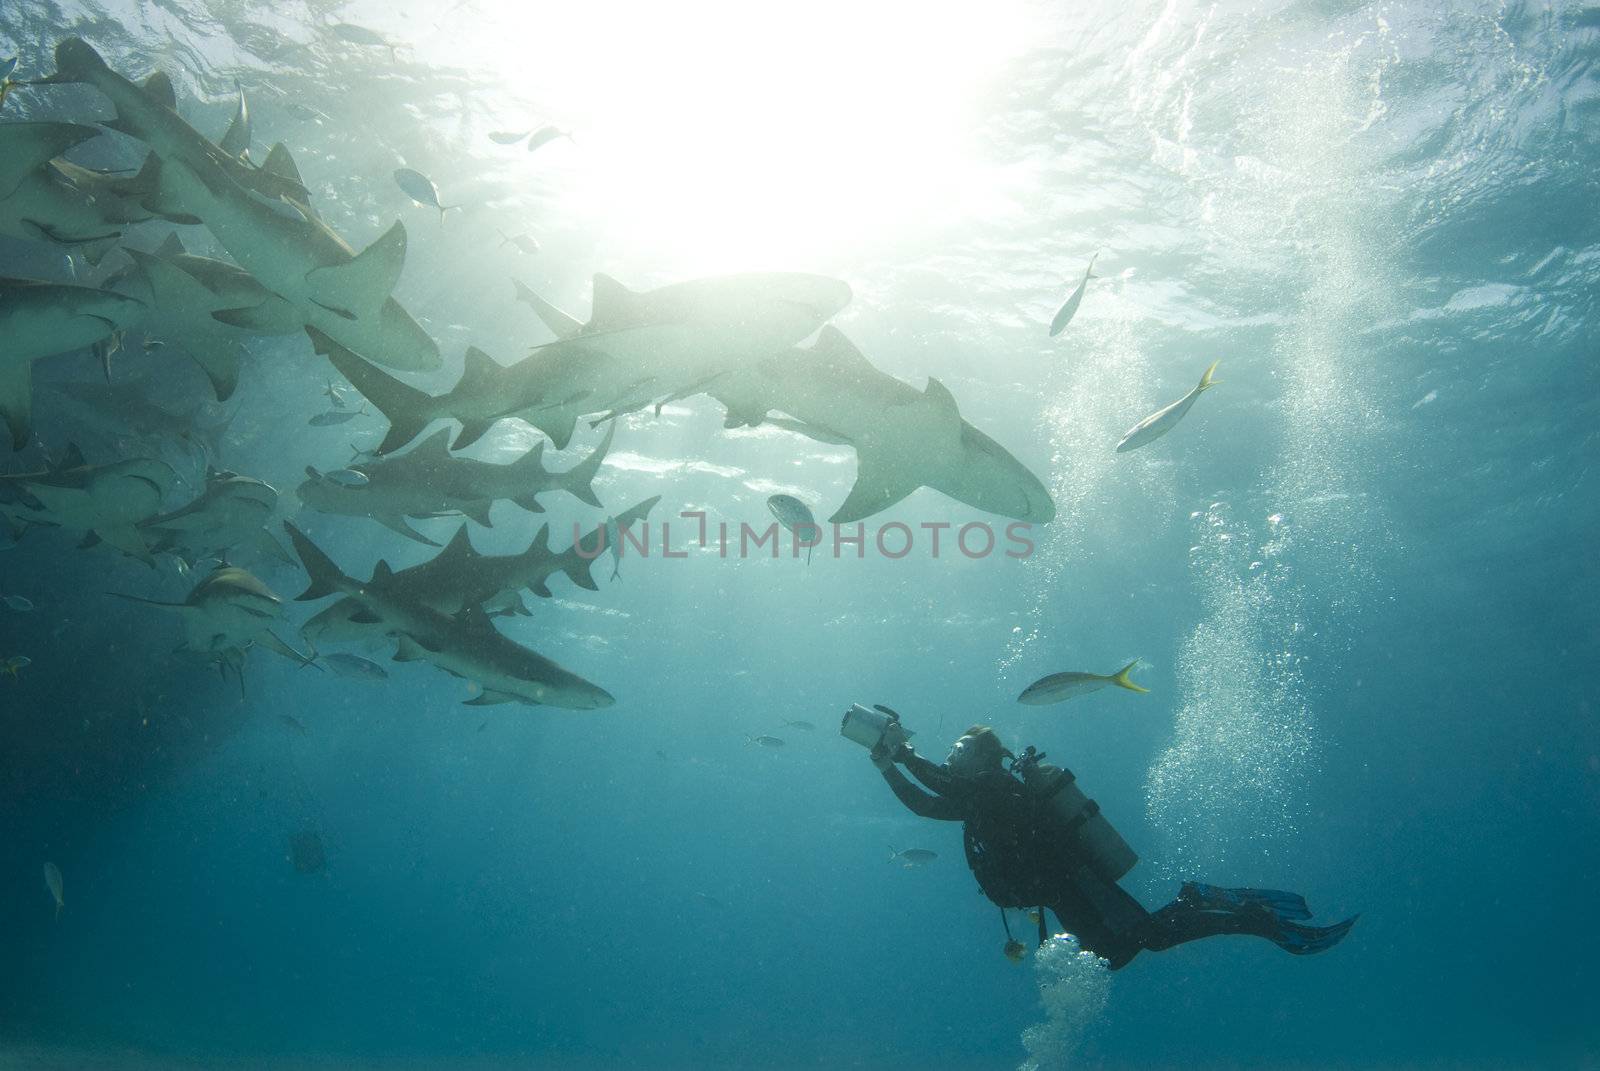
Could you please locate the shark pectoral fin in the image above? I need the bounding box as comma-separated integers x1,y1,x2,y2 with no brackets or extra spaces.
392,634,426,661
259,629,316,666
0,122,101,200
765,417,851,446
0,358,36,451
809,325,875,373
529,580,553,598
91,525,156,565
450,420,496,451
511,278,584,339
586,272,638,332
829,454,921,524
155,231,186,258
212,301,284,332
184,343,241,403
464,689,519,706
374,513,442,547
533,409,578,451
350,608,381,625
78,235,122,266
511,494,546,514
309,298,358,321
251,528,295,564
305,220,407,318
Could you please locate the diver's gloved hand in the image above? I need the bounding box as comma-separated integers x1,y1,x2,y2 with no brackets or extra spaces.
870,741,895,770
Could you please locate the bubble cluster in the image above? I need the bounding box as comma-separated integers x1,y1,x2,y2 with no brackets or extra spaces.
1018,934,1112,1071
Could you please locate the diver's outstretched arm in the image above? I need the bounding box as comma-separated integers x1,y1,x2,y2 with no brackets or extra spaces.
900,747,954,795
876,760,966,821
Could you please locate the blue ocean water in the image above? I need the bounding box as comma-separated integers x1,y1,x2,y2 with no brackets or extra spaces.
2,1,1597,1068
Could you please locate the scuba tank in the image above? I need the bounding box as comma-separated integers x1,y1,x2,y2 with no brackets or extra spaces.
1012,746,1138,883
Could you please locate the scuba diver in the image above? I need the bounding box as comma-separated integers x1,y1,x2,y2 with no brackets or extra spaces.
861,714,1356,969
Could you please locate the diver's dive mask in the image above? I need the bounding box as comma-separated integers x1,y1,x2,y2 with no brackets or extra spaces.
945,735,990,778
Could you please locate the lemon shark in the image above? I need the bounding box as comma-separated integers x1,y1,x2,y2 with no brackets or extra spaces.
296,423,612,545
0,445,175,562
41,38,440,373
51,372,234,460
315,271,852,453
108,233,303,400
139,468,290,565
0,277,148,449
316,497,664,642
284,521,614,709
710,326,1056,524
0,122,148,263
112,566,314,686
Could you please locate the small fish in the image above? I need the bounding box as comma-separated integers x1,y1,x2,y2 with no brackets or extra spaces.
654,748,668,760
280,714,309,736
1049,254,1097,337
1028,909,1043,926
1,594,34,612
766,494,820,564
888,846,938,867
527,125,570,153
781,719,816,731
321,652,388,680
1004,939,1027,963
1116,361,1220,452
1017,660,1148,705
393,167,460,223
498,231,541,255
2,655,32,679
488,129,532,145
694,891,725,909
749,735,785,749
325,381,350,408
43,862,64,919
309,408,361,426
320,468,370,488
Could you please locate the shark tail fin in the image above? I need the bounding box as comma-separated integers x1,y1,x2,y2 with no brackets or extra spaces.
1197,360,1220,392
306,326,434,454
555,524,602,593
106,591,185,611
1110,660,1149,694
1087,252,1099,279
559,424,612,508
282,521,346,601
511,278,584,340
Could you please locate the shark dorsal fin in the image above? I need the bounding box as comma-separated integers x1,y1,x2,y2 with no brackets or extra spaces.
810,325,874,373
457,346,503,396
436,524,476,565
920,377,963,428
588,272,637,332
372,559,393,581
142,71,177,110
304,220,407,318
260,142,303,185
155,231,186,258
219,86,250,158
53,442,87,472
531,523,551,554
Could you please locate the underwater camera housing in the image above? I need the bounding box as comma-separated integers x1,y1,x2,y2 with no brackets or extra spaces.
840,703,915,752
1012,746,1138,882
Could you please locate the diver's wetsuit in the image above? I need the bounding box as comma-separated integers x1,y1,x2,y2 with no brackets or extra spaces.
878,751,1335,969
